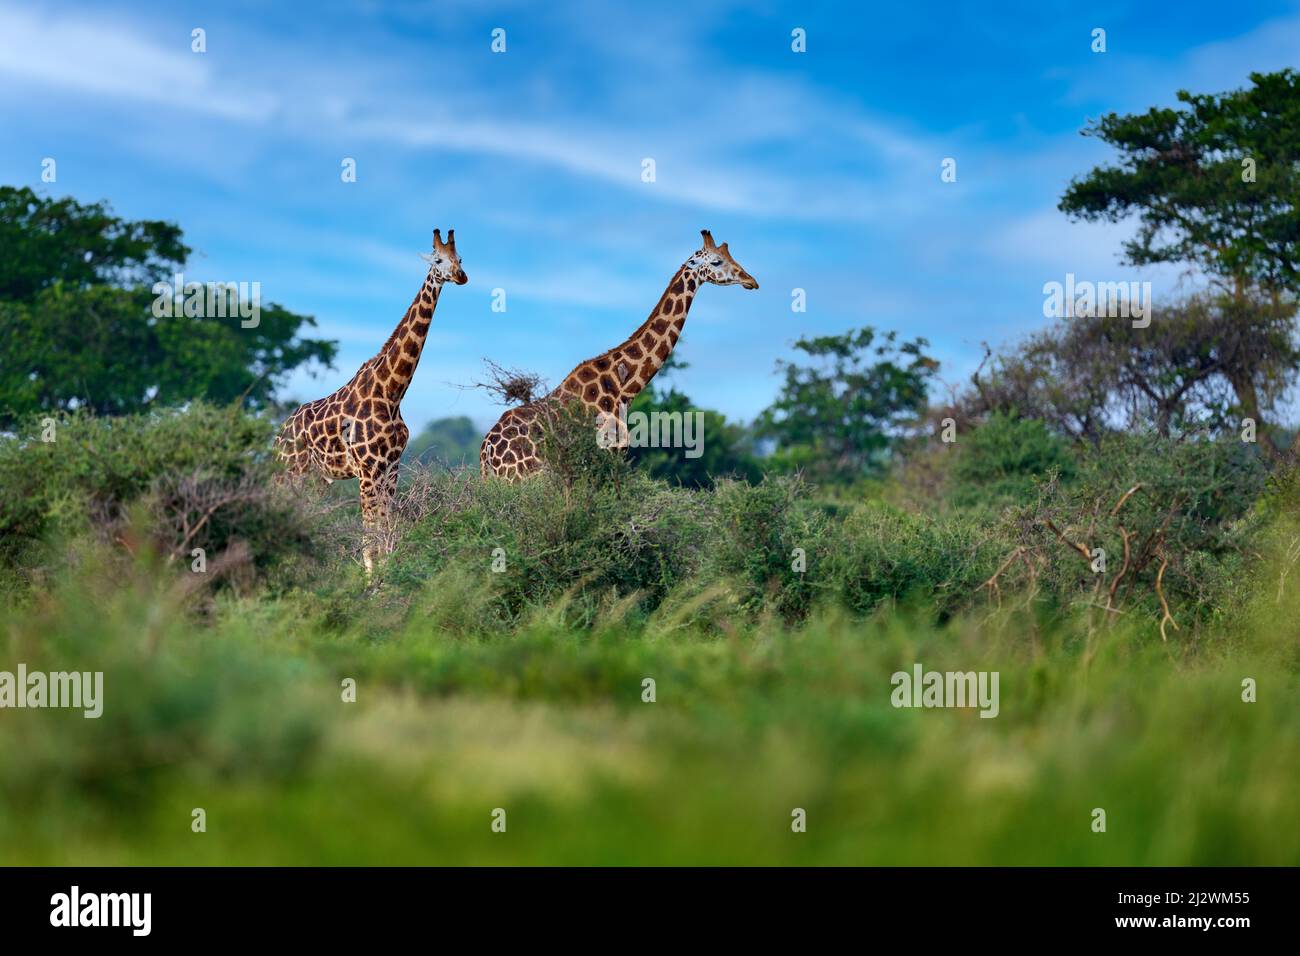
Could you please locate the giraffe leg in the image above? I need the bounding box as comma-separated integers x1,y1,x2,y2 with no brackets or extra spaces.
378,459,399,555
358,475,380,577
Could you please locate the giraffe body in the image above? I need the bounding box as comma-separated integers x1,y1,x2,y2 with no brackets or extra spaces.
277,229,467,572
480,230,757,480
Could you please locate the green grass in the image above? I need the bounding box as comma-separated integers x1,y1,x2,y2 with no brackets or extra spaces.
2,548,1296,866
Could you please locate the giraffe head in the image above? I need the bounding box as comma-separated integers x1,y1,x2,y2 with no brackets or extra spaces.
422,229,468,285
685,230,759,289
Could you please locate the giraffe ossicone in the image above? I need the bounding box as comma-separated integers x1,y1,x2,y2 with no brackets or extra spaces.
276,228,468,575
480,229,759,480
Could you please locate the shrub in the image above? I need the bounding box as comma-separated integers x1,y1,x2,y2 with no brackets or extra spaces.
824,504,1006,619
949,412,1076,511
992,433,1266,630
706,475,827,619
0,403,332,579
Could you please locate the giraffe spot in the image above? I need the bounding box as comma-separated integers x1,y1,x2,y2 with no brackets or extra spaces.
393,358,414,379
656,342,671,360
565,376,580,393
599,374,617,394
504,426,519,439
358,400,372,419
625,343,643,359
594,357,611,371
577,367,597,383
652,318,669,334
403,339,419,357
584,384,600,402
670,278,684,295
667,326,680,344
640,360,657,379
417,304,432,319
686,277,697,291
412,320,430,336
673,297,684,314
502,450,517,464
597,396,614,413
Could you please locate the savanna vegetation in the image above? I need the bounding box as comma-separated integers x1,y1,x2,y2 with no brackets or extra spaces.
1,70,1299,865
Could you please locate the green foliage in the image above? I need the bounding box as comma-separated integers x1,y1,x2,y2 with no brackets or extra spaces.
0,405,1295,865
404,415,481,467
538,398,632,491
824,505,1006,619
963,295,1300,443
0,185,335,424
949,413,1076,511
0,185,189,302
1000,433,1265,625
756,327,937,485
0,404,324,575
1060,69,1300,295
706,475,824,618
626,383,761,487
2,533,1297,865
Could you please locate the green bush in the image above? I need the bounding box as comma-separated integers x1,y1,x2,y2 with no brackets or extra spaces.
998,433,1265,628
824,504,1006,619
706,475,827,619
0,403,326,578
949,412,1076,511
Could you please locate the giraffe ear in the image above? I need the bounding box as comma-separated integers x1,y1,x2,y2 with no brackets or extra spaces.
700,229,716,249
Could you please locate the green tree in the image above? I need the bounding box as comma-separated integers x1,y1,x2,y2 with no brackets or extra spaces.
756,327,937,485
626,383,761,488
404,416,482,467
0,187,335,423
1059,70,1300,446
0,185,189,301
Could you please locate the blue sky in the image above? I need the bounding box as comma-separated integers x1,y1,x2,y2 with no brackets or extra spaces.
2,0,1298,431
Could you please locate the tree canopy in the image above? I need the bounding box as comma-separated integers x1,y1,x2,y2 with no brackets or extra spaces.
0,186,335,424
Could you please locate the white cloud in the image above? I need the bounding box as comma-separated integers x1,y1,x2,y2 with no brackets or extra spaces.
0,5,278,120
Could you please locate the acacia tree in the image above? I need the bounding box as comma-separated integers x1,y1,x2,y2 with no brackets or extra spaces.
1059,69,1300,446
967,295,1298,440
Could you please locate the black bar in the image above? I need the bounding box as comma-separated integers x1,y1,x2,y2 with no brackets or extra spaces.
0,867,1286,941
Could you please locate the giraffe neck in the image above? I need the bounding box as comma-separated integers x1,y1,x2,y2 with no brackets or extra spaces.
553,264,699,409
617,264,698,400
373,271,442,404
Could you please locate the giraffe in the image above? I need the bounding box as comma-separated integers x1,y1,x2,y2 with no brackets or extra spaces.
276,228,468,574
480,230,758,480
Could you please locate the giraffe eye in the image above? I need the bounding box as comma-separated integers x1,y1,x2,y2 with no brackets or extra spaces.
711,258,723,267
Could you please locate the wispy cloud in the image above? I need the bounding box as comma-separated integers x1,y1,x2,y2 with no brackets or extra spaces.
0,5,278,120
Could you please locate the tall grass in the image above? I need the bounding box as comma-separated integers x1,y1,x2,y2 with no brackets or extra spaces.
0,533,1295,865
0,406,1294,864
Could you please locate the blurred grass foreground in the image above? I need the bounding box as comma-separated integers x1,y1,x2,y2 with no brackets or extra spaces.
0,405,1297,865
